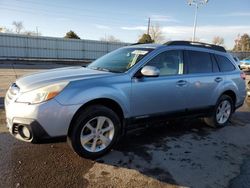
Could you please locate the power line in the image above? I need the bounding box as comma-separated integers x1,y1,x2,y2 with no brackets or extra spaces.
0,4,145,26
0,5,144,26
13,0,145,20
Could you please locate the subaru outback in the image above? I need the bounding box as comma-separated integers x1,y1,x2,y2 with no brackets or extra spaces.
5,41,246,158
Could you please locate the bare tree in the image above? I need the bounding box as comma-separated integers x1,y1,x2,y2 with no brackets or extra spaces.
100,35,121,42
149,23,165,43
212,36,224,46
12,21,24,33
24,31,41,36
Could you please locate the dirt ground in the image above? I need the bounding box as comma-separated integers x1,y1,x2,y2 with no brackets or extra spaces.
0,62,250,188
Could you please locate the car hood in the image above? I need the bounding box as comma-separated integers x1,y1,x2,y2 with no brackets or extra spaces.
16,66,112,92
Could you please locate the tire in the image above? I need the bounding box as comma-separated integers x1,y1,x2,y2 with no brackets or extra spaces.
67,105,121,159
204,95,234,128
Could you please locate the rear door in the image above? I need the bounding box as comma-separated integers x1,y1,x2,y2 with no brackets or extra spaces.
184,50,222,110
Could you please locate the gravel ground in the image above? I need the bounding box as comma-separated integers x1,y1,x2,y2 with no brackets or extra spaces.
0,62,250,188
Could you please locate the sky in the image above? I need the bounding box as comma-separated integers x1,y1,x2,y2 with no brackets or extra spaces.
0,0,250,49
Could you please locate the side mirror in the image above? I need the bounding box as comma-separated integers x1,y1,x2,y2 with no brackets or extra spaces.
141,66,160,77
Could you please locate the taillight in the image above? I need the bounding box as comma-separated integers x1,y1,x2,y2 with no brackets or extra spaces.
240,72,246,80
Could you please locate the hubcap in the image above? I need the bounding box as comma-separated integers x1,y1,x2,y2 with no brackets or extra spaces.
80,116,114,153
216,100,231,124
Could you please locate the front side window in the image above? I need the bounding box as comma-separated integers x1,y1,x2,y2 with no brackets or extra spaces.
215,55,236,72
88,48,153,73
146,50,183,76
187,50,213,74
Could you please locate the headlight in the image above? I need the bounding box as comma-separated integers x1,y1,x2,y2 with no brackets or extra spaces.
16,82,69,104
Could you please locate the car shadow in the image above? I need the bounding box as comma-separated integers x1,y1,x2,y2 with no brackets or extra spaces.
98,119,213,185
97,106,250,185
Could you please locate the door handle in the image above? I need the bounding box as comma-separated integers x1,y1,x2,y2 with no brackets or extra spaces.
215,77,223,83
176,80,187,86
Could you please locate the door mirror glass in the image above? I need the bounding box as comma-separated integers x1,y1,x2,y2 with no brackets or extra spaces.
141,66,160,77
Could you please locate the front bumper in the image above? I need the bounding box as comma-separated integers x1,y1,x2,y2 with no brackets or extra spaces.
5,97,81,142
7,117,51,142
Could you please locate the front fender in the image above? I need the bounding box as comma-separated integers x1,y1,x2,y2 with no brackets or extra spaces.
55,78,131,118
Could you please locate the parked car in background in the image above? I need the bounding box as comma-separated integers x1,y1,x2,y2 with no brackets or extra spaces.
5,41,246,158
240,56,250,70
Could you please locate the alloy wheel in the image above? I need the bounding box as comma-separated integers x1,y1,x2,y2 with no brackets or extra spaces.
80,116,115,152
216,100,232,124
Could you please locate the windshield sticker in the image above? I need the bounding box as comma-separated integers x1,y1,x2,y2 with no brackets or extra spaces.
131,50,149,55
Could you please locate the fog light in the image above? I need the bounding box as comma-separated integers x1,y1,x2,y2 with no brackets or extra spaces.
19,125,31,139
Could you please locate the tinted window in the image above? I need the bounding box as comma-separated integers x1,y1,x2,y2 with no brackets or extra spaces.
187,51,213,74
215,55,235,72
211,54,220,72
146,50,183,76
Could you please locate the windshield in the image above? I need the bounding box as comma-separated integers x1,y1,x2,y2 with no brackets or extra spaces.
87,47,153,73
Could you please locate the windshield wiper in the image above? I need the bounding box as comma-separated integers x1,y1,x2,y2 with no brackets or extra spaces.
88,66,123,73
89,66,110,72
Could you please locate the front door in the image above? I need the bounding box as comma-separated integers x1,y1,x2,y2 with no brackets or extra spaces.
131,50,188,117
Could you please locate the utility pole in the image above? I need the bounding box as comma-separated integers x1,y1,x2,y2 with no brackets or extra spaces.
147,17,151,35
187,0,209,42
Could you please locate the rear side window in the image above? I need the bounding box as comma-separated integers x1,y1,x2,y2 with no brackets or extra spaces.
215,55,235,72
187,50,213,74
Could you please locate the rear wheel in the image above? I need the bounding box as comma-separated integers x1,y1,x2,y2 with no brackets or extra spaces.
204,95,233,128
67,105,121,159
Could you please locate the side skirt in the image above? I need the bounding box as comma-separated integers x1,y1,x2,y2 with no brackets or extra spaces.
124,106,215,131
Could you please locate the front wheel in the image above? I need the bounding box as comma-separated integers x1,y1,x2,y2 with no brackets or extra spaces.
67,105,121,159
204,95,234,128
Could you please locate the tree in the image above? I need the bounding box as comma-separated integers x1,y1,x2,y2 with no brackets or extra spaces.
1,22,41,36
149,23,165,43
138,34,154,44
64,30,81,39
233,33,250,51
212,36,224,46
100,35,121,42
23,31,41,36
12,21,24,33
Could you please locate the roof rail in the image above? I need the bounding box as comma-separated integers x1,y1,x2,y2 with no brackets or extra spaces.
164,41,226,52
130,42,143,45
